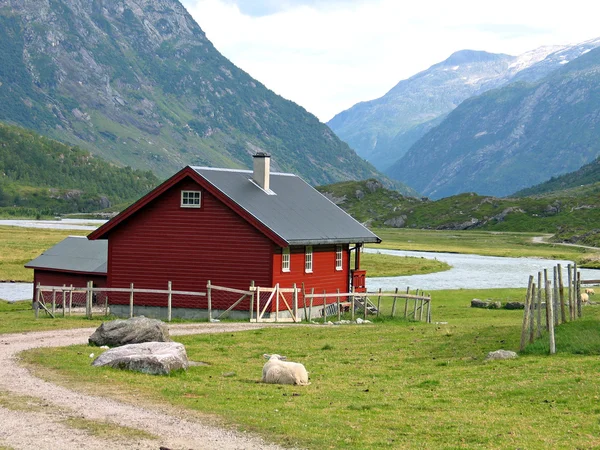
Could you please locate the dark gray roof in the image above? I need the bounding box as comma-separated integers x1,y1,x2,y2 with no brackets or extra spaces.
25,236,107,274
192,167,381,246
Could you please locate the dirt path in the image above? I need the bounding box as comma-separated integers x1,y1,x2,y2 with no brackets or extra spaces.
0,323,288,450
531,235,600,251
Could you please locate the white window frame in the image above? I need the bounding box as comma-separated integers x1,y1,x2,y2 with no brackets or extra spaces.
282,247,290,272
305,246,313,273
181,190,201,208
335,245,343,271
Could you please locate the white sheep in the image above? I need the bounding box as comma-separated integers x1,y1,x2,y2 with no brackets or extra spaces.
581,293,589,304
585,288,595,295
261,354,310,386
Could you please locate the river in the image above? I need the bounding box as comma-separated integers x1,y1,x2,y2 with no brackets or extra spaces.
1,221,598,301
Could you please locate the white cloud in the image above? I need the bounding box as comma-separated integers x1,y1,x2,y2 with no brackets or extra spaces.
181,0,600,121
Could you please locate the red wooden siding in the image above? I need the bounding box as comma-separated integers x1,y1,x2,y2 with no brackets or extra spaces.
33,270,107,305
272,244,349,309
105,178,274,310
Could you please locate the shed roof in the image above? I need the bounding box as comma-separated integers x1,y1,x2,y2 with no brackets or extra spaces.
25,236,107,274
192,167,381,246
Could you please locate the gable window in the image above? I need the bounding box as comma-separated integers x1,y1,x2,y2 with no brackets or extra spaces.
305,246,313,273
181,190,201,208
335,245,343,271
282,247,290,272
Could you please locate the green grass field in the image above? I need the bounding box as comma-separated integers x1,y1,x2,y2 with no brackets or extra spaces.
20,289,600,449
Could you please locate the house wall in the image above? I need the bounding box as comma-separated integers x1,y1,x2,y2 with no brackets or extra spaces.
272,244,350,310
106,178,274,310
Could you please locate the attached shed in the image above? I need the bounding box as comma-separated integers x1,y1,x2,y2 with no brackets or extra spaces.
25,236,107,302
85,154,380,319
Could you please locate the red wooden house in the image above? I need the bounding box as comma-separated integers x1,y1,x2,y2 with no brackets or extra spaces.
86,153,380,319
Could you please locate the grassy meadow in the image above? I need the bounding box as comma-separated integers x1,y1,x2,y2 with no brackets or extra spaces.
21,289,600,449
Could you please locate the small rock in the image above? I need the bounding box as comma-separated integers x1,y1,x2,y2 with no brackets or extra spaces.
485,350,518,361
504,302,525,310
92,342,188,375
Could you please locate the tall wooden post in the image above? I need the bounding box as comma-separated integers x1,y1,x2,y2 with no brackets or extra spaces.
336,288,341,322
403,287,409,319
547,279,556,354
52,288,56,315
567,264,573,320
309,288,315,322
376,288,382,318
520,275,533,351
544,269,550,331
34,283,41,319
351,287,355,322
553,266,559,326
62,285,66,318
529,283,536,344
68,284,73,317
536,272,542,337
293,283,298,322
558,264,566,323
322,290,327,323
576,267,582,318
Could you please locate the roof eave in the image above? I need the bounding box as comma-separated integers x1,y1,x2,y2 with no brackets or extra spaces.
286,237,382,246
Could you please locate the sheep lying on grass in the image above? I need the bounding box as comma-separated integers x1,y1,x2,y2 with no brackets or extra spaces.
261,354,310,386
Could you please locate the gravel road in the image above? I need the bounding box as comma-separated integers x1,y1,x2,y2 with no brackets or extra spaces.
0,323,289,450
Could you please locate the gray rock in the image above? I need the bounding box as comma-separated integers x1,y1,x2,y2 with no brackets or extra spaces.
471,299,490,308
485,350,518,361
487,301,502,309
504,301,525,310
92,342,188,375
89,317,171,347
384,215,407,228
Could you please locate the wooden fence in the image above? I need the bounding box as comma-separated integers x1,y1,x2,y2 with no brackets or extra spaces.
34,281,432,324
520,263,597,354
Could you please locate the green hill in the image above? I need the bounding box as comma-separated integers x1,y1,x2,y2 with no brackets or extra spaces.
0,122,158,216
318,180,600,249
0,0,396,189
513,156,600,197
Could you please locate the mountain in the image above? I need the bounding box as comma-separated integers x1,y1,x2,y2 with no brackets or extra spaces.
0,0,388,187
0,121,158,214
386,46,600,199
513,156,600,197
328,39,600,171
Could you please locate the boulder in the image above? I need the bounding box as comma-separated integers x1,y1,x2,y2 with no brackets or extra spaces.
471,299,489,308
92,342,188,375
504,301,525,310
89,316,170,347
485,350,518,361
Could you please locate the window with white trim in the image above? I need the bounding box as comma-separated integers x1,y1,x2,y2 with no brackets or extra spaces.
282,247,290,272
305,246,313,273
335,245,343,271
181,190,201,208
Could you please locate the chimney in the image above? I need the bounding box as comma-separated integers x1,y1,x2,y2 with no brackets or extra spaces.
253,152,271,191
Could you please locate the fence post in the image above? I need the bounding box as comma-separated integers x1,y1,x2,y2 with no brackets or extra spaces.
547,278,556,354
363,293,368,320
351,288,355,322
536,272,542,337
104,294,108,317
275,285,279,322
403,287,409,319
391,287,398,318
520,275,533,351
544,269,550,331
34,283,41,319
322,290,327,323
576,268,582,318
529,282,536,344
129,283,134,318
293,283,298,322
52,288,56,315
86,281,92,319
302,282,307,322
207,280,212,322
426,295,432,323
256,286,261,322
62,285,66,318
553,266,559,326
336,289,341,322
167,281,172,322
249,281,255,322
558,264,566,323
68,284,73,317
567,264,573,320
376,288,382,318
309,288,314,322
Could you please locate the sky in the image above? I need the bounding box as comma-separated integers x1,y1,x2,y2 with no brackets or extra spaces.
180,0,600,122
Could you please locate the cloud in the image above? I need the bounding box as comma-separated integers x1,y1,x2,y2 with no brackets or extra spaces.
181,0,600,121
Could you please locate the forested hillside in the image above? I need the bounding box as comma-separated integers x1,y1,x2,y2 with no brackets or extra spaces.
0,122,158,215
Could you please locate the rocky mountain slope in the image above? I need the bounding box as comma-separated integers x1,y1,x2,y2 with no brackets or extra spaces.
387,46,600,199
0,0,387,187
328,39,600,171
